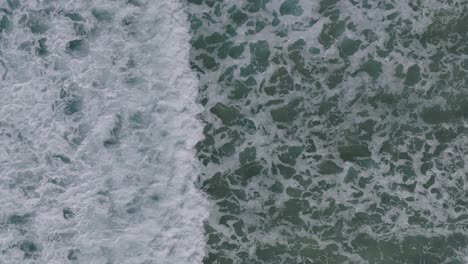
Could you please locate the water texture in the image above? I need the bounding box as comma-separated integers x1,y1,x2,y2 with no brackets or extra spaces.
0,0,207,263
188,0,468,263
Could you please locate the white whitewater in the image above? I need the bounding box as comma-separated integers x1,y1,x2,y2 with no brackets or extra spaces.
0,0,208,263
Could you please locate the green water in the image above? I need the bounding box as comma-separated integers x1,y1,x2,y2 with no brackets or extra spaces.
188,0,468,263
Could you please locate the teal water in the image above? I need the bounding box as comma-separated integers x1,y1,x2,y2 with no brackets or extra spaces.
188,0,468,263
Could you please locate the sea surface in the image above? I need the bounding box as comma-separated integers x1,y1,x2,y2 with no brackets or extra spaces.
188,0,468,263
1,0,468,263
0,0,207,263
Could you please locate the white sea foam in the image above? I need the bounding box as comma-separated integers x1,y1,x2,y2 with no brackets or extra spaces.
0,0,208,263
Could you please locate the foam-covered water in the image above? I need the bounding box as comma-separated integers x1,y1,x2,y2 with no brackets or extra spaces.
3,0,468,263
0,0,208,263
188,0,468,263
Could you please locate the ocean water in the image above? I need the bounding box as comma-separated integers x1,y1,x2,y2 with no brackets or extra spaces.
188,0,468,263
2,0,468,263
0,0,207,263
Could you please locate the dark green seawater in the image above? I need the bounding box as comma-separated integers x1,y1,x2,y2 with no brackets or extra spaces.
188,0,468,263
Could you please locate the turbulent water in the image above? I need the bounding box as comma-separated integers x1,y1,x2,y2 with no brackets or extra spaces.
188,0,468,263
0,0,208,263
2,0,468,263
